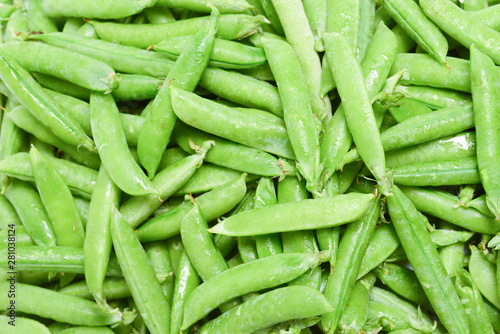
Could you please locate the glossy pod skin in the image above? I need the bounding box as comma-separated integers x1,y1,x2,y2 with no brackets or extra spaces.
469,245,500,309
42,0,155,19
0,42,118,93
59,278,131,301
254,177,282,258
171,86,295,159
387,186,469,334
156,0,253,13
198,286,333,334
91,15,268,49
209,193,375,236
0,152,97,200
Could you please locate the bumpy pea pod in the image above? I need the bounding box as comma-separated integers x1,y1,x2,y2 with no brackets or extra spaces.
324,32,392,195
138,10,218,178
270,0,331,122
374,263,430,307
381,0,448,63
175,124,295,177
198,286,333,334
30,146,84,247
209,193,375,236
0,42,118,93
453,269,495,334
111,207,170,334
0,152,98,200
400,186,500,234
182,252,328,330
90,92,155,197
136,173,247,241
470,46,500,220
254,178,281,258
170,251,201,334
0,53,94,151
278,176,321,289
91,14,268,48
321,198,381,333
84,166,120,310
469,245,500,309
387,186,469,334
262,37,320,194
0,282,125,326
421,0,500,65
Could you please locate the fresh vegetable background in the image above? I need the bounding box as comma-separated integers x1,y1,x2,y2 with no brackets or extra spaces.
0,0,499,333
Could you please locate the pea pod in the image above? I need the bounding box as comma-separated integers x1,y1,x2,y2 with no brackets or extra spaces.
387,186,469,334
469,245,500,309
394,84,471,109
254,178,281,258
59,278,131,301
42,0,155,19
0,315,50,334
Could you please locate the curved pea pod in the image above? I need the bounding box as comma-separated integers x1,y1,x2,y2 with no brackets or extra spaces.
472,4,500,30
182,252,327,329
391,54,470,92
468,194,497,218
394,84,472,109
381,0,448,63
0,152,97,200
389,97,434,123
358,223,401,278
171,86,295,159
440,242,466,277
91,14,268,49
385,132,476,168
0,113,26,162
174,165,248,196
0,246,122,277
111,207,170,334
198,286,333,334
421,0,500,65
59,278,131,301
175,124,295,177
392,157,481,186
28,32,175,78
0,316,50,334
400,186,500,234
453,269,495,334
0,53,94,151
254,178,281,258
0,42,118,93
0,282,126,326
209,193,375,236
374,263,430,308
484,300,500,333
120,144,212,229
156,0,252,13
470,46,500,220
42,0,155,19
387,186,469,334
1,225,33,247
321,198,381,333
154,36,266,69
199,67,283,117
90,92,156,197
469,245,500,309
137,173,247,241
430,229,474,247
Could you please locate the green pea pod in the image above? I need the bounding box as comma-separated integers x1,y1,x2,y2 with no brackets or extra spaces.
430,229,474,247
470,46,500,220
393,84,471,109
254,178,281,258
358,223,400,279
0,113,26,162
366,300,435,333
472,4,500,30
0,315,51,333
453,269,495,334
440,242,465,277
321,197,380,333
303,0,327,51
209,193,375,236
84,166,120,309
234,190,258,263
400,186,500,234
389,97,434,123
0,282,124,326
393,157,481,186
374,263,430,307
175,124,295,177
91,14,268,48
42,0,155,19
154,36,266,69
156,0,253,13
171,86,295,159
183,251,327,330
90,92,156,196
0,152,98,200
59,278,131,301
484,300,500,333
0,224,33,247
421,0,500,65
198,286,333,334
263,37,320,194
0,53,94,151
381,0,448,63
5,9,29,43
357,0,377,62
136,173,247,241
387,186,469,334
170,250,201,334
385,132,476,168
111,207,170,334
469,245,500,309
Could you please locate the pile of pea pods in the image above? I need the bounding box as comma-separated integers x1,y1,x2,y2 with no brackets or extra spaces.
0,0,500,333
